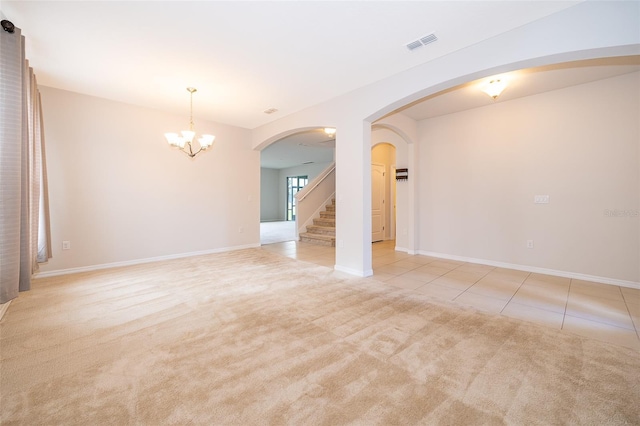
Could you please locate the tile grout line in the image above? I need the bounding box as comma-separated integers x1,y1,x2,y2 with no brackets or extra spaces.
499,272,531,314
561,279,573,330
618,286,640,341
266,242,639,347
450,265,494,302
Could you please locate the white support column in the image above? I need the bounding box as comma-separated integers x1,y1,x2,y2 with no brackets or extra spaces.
334,121,373,277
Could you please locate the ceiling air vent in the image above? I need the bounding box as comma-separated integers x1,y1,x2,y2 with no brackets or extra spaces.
406,32,438,51
406,40,423,51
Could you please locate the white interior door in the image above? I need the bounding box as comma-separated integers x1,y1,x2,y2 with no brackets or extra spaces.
371,163,385,242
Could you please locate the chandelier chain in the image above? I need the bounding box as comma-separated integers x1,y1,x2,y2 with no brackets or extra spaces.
188,87,195,131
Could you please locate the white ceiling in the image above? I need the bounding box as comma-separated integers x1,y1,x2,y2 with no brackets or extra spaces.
262,56,640,169
261,129,335,169
5,1,635,170
400,57,640,121
1,0,580,130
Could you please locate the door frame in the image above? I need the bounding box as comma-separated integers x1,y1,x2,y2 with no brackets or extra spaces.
371,162,385,242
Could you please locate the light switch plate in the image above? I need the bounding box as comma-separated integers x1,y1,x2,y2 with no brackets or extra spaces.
534,195,550,204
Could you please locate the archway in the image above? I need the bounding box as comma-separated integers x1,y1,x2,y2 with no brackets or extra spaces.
371,120,417,254
250,2,638,277
365,56,640,284
258,127,335,245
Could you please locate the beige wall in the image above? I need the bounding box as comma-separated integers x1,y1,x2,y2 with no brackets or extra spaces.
418,72,639,283
251,2,638,277
260,168,280,222
39,87,259,274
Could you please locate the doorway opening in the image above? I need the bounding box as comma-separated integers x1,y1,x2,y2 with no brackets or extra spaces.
371,143,396,243
258,128,334,246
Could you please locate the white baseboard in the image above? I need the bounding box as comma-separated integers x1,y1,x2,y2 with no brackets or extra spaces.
418,250,640,290
395,246,417,255
35,243,262,278
334,265,374,278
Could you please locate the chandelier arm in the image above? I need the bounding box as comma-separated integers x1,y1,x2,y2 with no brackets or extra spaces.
190,147,204,157
178,142,205,158
178,149,195,158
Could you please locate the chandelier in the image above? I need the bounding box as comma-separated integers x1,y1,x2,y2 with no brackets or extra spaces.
164,87,215,158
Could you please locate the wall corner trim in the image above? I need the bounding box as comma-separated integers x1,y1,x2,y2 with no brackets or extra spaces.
395,246,417,255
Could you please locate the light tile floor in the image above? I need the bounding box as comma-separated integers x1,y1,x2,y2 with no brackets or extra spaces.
261,240,640,350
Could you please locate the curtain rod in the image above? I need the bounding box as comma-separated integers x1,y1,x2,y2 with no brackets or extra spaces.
1,20,15,34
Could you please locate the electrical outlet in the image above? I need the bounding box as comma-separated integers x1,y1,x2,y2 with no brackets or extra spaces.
534,195,550,204
526,240,534,249
238,226,244,233
62,241,71,250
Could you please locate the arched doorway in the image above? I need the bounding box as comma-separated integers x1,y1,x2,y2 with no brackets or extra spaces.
258,128,335,245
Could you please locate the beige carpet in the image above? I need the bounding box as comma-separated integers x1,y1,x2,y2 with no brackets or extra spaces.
1,249,638,425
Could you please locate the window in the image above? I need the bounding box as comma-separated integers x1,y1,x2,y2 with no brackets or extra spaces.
286,176,308,221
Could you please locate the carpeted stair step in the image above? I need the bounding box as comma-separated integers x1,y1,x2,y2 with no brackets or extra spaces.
300,198,337,246
313,217,335,227
305,225,335,236
299,232,335,247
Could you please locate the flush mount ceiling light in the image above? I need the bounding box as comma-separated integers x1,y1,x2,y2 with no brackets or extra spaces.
481,79,507,100
324,127,336,137
164,87,215,158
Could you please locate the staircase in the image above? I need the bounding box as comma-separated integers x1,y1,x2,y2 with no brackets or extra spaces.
299,199,335,246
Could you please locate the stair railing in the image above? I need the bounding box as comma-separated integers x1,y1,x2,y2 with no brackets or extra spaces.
295,162,335,237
